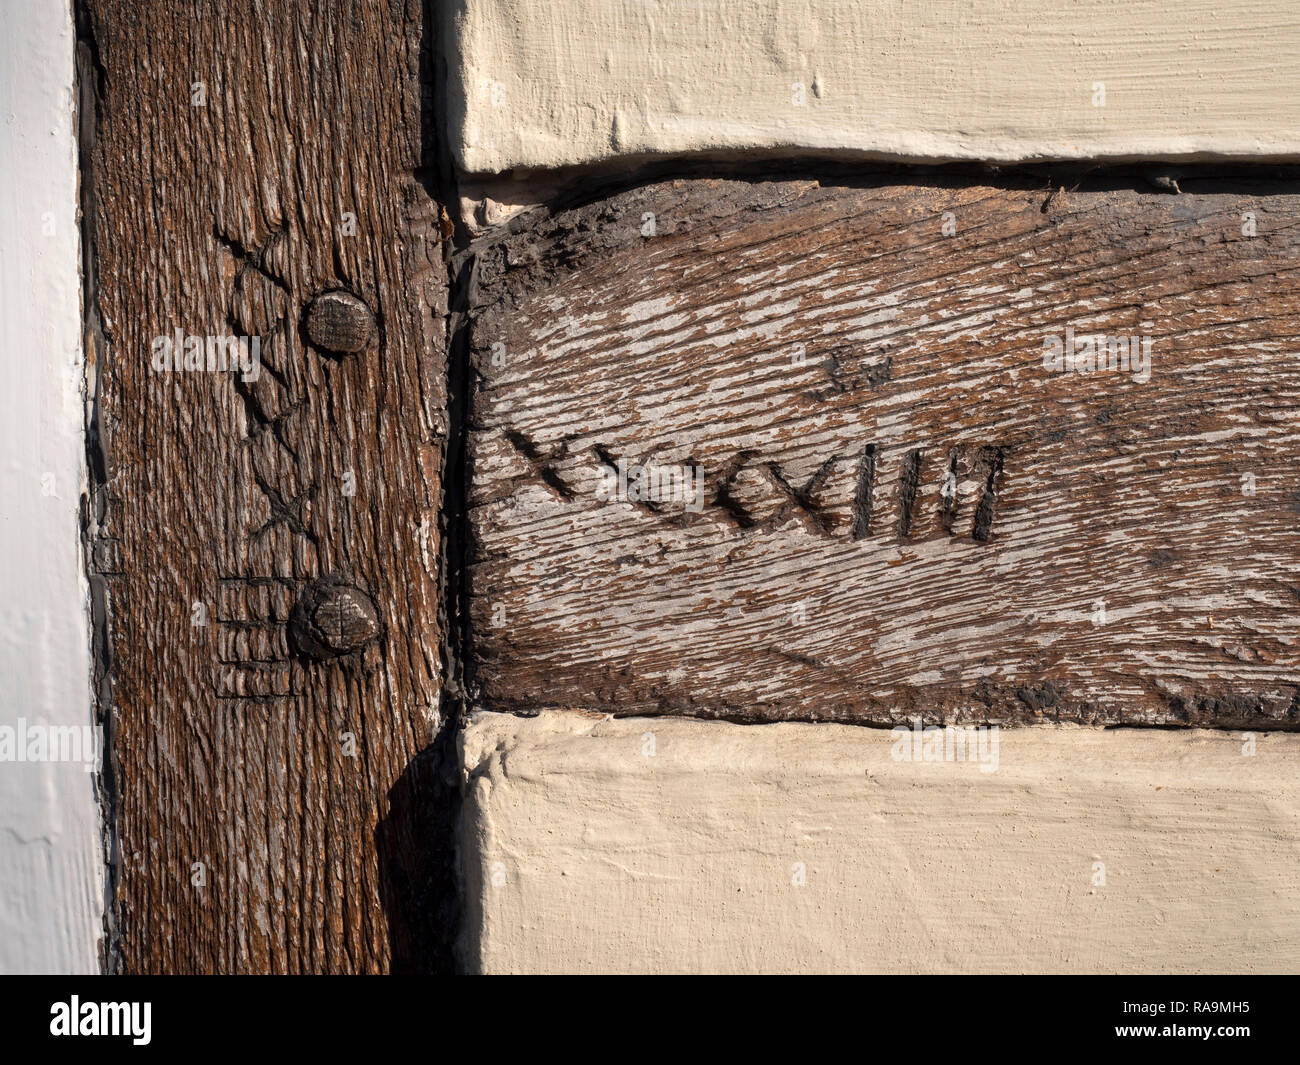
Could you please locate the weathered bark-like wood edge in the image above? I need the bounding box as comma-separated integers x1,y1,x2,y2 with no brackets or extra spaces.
74,0,118,974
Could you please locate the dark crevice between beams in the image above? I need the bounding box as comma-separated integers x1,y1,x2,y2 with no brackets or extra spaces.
402,0,476,975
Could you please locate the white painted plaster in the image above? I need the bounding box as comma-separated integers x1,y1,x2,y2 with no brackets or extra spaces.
0,0,103,974
462,711,1300,973
446,0,1300,175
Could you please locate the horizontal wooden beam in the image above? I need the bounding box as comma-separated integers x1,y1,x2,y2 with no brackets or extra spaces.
466,173,1300,729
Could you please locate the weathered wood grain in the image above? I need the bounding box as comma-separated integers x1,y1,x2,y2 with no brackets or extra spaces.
82,0,452,972
466,174,1300,729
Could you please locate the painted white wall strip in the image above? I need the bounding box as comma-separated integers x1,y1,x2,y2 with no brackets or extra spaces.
0,0,103,974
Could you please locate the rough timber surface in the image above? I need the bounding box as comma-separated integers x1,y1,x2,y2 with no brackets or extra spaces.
83,0,452,972
466,173,1300,730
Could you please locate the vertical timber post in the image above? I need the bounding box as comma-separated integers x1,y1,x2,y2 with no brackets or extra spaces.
79,0,455,973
